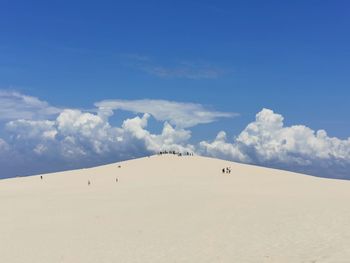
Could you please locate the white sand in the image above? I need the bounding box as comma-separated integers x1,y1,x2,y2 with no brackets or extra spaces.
1,155,350,263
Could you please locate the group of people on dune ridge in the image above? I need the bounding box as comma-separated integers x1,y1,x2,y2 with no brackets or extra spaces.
158,151,194,156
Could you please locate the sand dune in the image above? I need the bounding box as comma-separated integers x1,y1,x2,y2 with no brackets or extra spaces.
1,155,350,262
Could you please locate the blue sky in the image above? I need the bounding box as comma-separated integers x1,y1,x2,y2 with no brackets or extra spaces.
0,1,350,178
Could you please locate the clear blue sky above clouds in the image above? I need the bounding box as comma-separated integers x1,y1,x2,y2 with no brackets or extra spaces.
0,0,350,178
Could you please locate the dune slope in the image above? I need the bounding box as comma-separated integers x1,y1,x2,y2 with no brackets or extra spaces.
1,155,350,263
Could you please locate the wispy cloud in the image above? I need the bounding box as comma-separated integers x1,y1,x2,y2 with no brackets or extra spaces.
122,54,231,79
0,90,61,121
95,99,236,128
140,62,227,79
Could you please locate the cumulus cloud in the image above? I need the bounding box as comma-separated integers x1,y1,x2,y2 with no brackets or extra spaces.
95,99,236,128
122,113,194,153
199,108,350,178
1,107,195,178
0,91,61,121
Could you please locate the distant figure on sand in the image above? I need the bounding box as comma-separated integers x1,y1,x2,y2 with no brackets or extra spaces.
222,167,231,174
40,176,43,180
116,178,118,183
88,180,91,186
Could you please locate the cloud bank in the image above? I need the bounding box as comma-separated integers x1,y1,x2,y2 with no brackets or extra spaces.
1,91,350,179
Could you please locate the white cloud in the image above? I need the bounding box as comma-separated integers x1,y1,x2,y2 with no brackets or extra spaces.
95,99,236,128
6,119,57,140
123,54,229,79
0,91,61,121
1,108,195,177
1,90,350,179
199,108,350,178
199,131,249,163
122,113,194,153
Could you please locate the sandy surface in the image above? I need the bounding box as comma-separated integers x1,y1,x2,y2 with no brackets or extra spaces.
1,155,350,263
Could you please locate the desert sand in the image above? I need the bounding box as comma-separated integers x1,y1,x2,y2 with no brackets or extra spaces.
1,154,350,262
